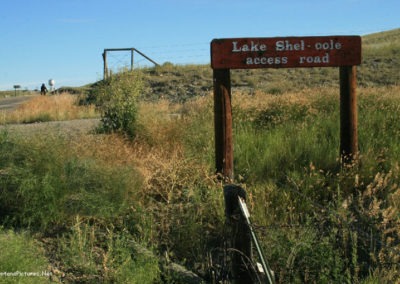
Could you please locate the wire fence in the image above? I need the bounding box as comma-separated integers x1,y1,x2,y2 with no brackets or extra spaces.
105,42,210,74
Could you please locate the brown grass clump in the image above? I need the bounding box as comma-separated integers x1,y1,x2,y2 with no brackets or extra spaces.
136,99,186,147
1,93,98,124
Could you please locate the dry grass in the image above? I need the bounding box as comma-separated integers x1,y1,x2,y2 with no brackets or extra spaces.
232,85,400,111
1,84,399,282
232,88,332,111
129,85,400,177
136,99,186,145
0,93,98,124
1,92,198,191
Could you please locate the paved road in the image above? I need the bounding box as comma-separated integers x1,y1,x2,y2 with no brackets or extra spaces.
0,95,37,111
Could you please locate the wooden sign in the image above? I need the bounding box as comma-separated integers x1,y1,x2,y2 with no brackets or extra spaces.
211,35,362,181
212,35,361,280
211,36,361,69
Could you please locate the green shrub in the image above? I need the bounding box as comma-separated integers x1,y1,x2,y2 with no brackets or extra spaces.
95,71,142,138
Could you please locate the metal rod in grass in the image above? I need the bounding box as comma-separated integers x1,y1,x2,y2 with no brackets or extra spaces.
238,196,275,284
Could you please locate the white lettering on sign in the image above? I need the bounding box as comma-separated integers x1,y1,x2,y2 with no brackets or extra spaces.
221,37,353,67
275,40,305,51
232,41,267,52
314,40,342,50
246,56,288,65
299,53,330,64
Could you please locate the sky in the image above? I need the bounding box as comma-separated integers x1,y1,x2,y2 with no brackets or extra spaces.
0,0,399,91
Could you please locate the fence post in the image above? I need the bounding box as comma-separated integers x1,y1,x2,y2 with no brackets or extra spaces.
103,50,108,80
131,48,134,71
224,184,252,283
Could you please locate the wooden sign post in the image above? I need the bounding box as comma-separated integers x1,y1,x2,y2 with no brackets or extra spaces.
213,68,233,180
212,35,361,283
340,65,359,163
211,36,362,179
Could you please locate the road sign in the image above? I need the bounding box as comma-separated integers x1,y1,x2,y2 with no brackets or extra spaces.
211,36,361,69
211,35,361,180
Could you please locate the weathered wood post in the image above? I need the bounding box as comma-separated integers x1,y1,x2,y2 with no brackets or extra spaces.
223,184,252,283
102,50,108,80
213,68,234,181
340,65,358,164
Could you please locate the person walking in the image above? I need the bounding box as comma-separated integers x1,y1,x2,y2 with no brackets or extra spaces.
40,83,48,95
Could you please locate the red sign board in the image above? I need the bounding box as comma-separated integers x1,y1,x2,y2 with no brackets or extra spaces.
211,36,361,69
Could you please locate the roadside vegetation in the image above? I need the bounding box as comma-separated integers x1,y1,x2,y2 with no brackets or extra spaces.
0,93,97,125
0,28,399,283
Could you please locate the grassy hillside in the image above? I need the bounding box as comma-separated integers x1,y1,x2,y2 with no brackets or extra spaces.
134,28,399,102
0,28,399,283
362,28,400,49
360,28,400,86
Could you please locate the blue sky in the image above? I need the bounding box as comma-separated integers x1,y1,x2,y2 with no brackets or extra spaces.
0,0,398,90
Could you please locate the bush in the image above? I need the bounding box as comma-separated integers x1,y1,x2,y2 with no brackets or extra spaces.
96,71,142,138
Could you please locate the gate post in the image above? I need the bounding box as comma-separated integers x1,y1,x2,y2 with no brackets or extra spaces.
102,50,108,80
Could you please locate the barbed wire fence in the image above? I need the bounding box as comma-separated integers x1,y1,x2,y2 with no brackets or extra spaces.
105,49,134,75
102,42,210,78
